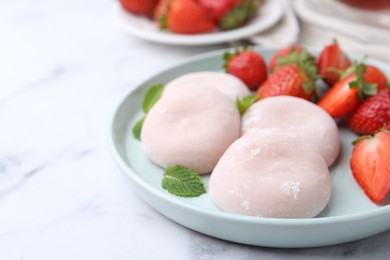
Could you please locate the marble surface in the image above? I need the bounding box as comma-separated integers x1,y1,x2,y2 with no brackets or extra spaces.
1,0,390,259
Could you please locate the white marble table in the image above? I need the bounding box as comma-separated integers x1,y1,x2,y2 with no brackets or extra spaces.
1,0,390,259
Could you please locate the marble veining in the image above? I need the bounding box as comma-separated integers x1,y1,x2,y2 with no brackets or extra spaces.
1,0,390,259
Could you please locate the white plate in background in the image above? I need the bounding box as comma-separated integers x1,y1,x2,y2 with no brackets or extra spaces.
114,0,284,46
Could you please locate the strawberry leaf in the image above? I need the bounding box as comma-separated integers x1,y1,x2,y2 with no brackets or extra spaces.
353,63,378,100
352,135,372,145
162,165,206,197
219,0,261,30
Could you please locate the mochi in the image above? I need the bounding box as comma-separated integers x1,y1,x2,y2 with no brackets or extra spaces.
242,96,340,166
163,71,250,101
141,85,241,174
209,128,331,218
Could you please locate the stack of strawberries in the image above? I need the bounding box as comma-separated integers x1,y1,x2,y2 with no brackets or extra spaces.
119,0,262,33
224,43,390,204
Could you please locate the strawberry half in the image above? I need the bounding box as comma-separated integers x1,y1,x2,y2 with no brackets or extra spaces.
120,0,158,16
155,0,215,34
224,49,267,91
317,64,388,119
317,40,351,86
350,129,390,203
348,88,390,135
256,63,315,100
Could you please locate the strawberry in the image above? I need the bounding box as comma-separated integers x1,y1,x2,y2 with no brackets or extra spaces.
198,0,261,30
155,0,215,34
198,0,240,24
317,40,351,86
350,129,390,203
269,45,304,71
317,64,388,119
256,63,315,100
120,0,158,16
224,49,267,91
348,88,390,135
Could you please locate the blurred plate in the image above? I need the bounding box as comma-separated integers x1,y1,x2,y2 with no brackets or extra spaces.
108,46,390,248
114,0,284,46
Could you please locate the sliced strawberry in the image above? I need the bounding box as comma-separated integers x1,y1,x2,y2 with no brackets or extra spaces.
317,64,387,119
224,49,267,91
256,63,315,100
120,0,158,16
317,40,351,86
350,130,390,203
317,73,359,118
156,0,215,34
349,88,390,135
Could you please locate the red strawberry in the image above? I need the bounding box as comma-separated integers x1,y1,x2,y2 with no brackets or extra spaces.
120,0,158,16
155,0,215,34
317,64,388,119
256,63,315,100
224,49,267,91
348,88,390,135
317,40,351,86
198,0,261,30
198,0,240,24
269,45,304,71
350,130,390,203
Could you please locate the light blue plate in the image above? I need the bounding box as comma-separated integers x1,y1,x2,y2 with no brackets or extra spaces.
108,47,390,248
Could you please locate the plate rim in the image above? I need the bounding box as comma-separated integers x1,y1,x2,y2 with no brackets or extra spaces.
113,0,285,46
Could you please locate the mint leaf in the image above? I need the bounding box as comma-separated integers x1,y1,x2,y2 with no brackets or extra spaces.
132,117,145,141
236,94,259,115
143,84,163,113
133,84,164,141
162,165,206,197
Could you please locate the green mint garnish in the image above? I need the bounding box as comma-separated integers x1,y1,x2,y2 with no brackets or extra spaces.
162,165,206,197
133,84,164,140
143,83,164,113
236,94,259,115
132,117,145,141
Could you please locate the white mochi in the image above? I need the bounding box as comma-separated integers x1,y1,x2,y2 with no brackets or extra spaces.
242,96,340,166
141,85,241,174
209,128,331,218
163,71,250,101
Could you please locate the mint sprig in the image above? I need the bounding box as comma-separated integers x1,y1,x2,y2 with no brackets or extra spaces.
236,94,259,115
143,84,164,113
162,165,206,197
133,83,164,140
132,117,145,141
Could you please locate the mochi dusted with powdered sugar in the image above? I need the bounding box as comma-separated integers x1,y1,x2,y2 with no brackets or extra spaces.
209,128,331,218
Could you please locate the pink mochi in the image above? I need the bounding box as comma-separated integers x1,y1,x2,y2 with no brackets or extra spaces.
141,85,241,174
209,128,331,218
242,96,340,166
163,71,250,101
